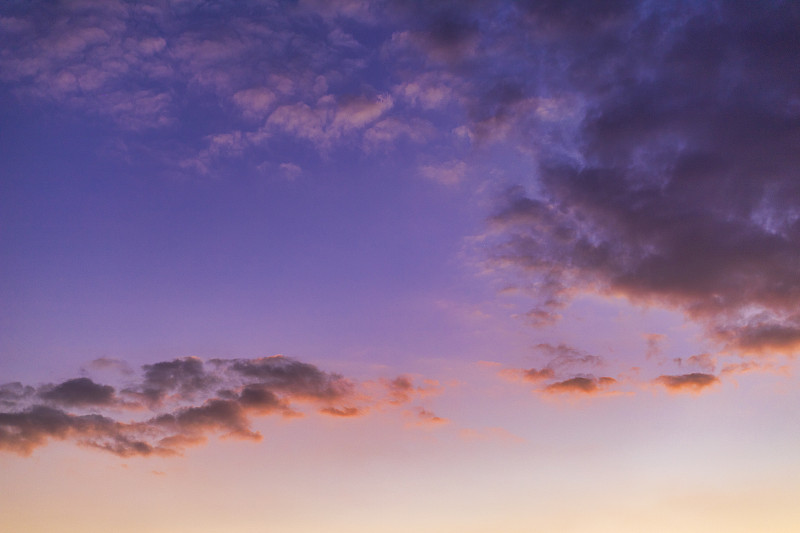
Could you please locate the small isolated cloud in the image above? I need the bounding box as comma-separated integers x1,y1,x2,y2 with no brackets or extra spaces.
382,375,442,404
319,406,362,417
521,368,556,382
279,162,302,180
644,334,666,360
408,406,448,426
685,353,716,373
419,160,466,186
544,376,617,395
653,373,720,394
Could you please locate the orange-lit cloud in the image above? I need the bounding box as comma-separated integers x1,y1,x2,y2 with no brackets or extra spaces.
653,373,719,393
544,376,617,395
0,356,437,458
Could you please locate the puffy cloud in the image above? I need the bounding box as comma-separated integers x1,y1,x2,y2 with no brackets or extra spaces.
0,406,156,458
477,1,800,358
0,355,440,457
219,356,354,401
132,357,218,406
0,383,35,409
233,87,277,118
39,378,117,408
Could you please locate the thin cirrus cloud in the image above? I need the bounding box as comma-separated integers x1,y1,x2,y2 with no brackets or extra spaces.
0,356,443,458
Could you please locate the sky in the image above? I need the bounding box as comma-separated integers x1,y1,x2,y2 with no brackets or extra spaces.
1,0,799,531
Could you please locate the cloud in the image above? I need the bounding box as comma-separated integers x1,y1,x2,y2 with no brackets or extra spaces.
653,373,720,393
233,87,277,118
132,357,218,406
475,1,800,357
219,356,354,401
411,407,448,425
0,383,35,409
393,72,459,110
266,94,394,150
521,368,556,382
532,343,603,369
382,375,442,405
363,117,434,148
644,334,666,360
319,406,362,417
544,376,617,395
0,356,435,457
279,162,302,180
0,406,155,458
419,160,466,186
685,353,716,373
39,378,117,408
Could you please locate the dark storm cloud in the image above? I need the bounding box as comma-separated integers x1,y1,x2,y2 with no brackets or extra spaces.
0,356,436,457
653,373,720,393
480,0,800,356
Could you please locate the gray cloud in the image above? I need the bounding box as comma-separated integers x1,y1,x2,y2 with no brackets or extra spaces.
653,373,719,393
476,1,800,357
39,378,117,408
0,355,437,457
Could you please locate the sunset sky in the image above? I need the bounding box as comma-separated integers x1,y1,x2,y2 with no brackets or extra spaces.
2,1,800,531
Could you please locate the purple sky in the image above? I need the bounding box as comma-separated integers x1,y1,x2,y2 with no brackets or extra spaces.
2,1,800,531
